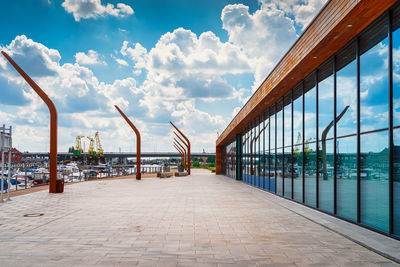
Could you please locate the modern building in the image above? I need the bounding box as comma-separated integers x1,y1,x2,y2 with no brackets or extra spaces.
216,0,400,239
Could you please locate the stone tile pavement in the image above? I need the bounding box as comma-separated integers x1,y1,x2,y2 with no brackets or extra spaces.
0,169,397,266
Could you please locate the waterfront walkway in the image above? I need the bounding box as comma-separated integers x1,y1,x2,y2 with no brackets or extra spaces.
0,169,397,266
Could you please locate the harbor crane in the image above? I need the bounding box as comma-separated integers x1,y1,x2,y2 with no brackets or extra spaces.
94,131,104,157
73,136,85,157
87,136,95,157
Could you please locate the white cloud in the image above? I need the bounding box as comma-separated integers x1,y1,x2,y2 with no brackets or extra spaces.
75,50,106,65
1,35,60,77
260,0,329,30
61,0,134,21
231,106,242,119
222,3,297,90
0,1,329,153
115,57,129,66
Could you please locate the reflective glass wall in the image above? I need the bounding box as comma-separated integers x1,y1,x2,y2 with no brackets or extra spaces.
221,5,400,238
223,138,236,179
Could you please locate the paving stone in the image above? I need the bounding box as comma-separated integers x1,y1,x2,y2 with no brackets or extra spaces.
0,169,397,266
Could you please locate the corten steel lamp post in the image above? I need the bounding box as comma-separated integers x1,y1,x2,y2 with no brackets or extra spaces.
174,139,187,169
114,105,141,180
174,132,189,167
173,143,185,167
173,144,185,168
174,138,188,170
170,123,191,174
1,51,60,193
173,144,183,164
170,122,190,174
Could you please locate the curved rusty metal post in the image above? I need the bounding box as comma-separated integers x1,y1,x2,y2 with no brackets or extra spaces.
174,131,189,169
174,139,187,170
114,105,141,180
1,51,59,193
174,131,188,147
173,144,184,164
173,143,185,167
173,144,185,168
170,122,191,174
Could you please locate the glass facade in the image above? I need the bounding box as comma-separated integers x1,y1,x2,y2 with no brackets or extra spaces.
221,4,400,239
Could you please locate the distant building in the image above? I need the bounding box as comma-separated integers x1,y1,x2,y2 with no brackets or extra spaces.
0,148,22,164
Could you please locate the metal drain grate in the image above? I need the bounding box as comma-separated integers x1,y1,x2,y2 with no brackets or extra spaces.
23,213,44,217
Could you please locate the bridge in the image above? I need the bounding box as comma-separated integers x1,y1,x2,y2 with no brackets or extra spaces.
21,152,215,159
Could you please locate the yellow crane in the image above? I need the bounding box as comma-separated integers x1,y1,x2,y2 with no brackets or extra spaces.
73,136,85,156
87,136,95,157
94,131,104,157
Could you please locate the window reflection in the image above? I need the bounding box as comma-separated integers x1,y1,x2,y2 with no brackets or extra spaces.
270,106,276,193
360,131,389,231
304,73,317,207
293,84,303,202
337,41,357,138
337,136,357,221
284,92,292,198
264,113,270,191
318,59,334,213
393,8,400,236
359,16,389,231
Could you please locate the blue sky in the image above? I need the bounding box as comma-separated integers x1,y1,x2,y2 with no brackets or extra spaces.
0,0,327,153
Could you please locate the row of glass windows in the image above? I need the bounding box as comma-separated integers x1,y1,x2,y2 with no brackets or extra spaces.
224,5,400,238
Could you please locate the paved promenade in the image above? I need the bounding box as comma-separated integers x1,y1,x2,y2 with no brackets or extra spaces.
0,169,397,266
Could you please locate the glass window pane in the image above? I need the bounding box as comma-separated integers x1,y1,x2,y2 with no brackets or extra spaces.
394,11,400,128
304,73,317,207
318,60,334,213
393,129,400,235
293,144,303,202
360,16,388,133
284,145,292,198
360,131,389,232
394,6,400,236
337,136,357,221
244,128,249,183
318,60,334,140
251,122,256,186
337,42,357,137
318,140,334,213
277,147,283,195
305,142,317,207
256,118,261,188
277,100,283,148
270,107,276,150
270,147,276,193
293,84,303,146
305,75,316,143
264,114,270,191
284,94,292,147
284,93,292,198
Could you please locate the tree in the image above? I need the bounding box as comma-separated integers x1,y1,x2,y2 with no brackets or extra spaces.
206,156,215,164
193,158,200,167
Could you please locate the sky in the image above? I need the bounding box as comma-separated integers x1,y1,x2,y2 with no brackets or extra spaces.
0,0,328,153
